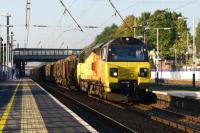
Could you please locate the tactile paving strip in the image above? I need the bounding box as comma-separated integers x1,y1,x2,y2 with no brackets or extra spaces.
1,79,97,133
20,82,48,133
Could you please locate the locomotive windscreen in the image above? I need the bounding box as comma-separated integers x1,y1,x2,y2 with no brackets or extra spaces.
107,45,148,62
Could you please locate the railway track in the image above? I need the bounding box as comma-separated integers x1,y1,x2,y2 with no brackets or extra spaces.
90,93,200,132
39,81,137,133
38,81,184,133
150,104,200,125
132,103,200,131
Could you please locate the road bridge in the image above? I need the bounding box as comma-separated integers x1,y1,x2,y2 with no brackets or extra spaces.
13,48,82,62
13,48,82,76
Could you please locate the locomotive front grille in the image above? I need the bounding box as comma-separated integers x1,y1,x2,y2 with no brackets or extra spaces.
119,68,134,79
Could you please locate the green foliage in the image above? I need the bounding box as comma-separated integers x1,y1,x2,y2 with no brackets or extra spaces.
114,15,136,37
173,31,188,57
137,10,189,59
196,22,200,56
87,9,191,60
147,10,183,58
88,24,118,48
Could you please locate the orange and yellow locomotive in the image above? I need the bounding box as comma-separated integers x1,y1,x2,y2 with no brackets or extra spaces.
77,37,150,100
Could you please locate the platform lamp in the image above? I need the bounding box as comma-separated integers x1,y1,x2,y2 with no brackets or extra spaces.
10,32,16,68
0,26,13,80
0,37,2,64
192,17,196,88
178,16,197,88
145,27,171,84
0,37,2,80
0,25,2,65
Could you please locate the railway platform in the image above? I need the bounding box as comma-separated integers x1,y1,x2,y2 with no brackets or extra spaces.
0,78,98,133
149,82,200,114
150,81,200,100
152,90,200,99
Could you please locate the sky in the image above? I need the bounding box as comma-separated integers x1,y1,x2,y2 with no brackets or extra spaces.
0,0,200,49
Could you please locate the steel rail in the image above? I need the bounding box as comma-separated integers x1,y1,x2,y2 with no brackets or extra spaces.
42,82,138,133
39,81,199,132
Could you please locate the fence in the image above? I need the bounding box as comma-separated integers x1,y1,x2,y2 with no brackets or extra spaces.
151,70,200,80
0,64,13,82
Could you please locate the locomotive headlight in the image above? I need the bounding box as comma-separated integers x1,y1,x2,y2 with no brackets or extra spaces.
110,68,118,77
113,72,118,76
139,68,148,77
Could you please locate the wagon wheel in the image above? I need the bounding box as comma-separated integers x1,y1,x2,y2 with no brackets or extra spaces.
88,84,93,96
80,81,85,91
98,86,104,99
102,92,107,100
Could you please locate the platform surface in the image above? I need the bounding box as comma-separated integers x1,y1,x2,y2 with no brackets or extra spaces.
0,78,98,133
152,90,200,99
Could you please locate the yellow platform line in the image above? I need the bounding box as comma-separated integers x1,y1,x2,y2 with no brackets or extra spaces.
21,81,48,133
0,80,21,133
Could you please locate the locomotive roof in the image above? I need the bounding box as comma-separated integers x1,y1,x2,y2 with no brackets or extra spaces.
79,37,145,60
92,37,144,50
104,37,144,47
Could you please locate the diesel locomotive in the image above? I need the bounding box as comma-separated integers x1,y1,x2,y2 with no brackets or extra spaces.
31,37,151,101
77,37,150,101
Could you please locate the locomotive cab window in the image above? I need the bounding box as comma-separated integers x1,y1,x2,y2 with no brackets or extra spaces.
101,47,107,61
107,45,148,62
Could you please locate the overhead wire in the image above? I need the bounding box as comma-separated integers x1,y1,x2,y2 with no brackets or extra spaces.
69,0,77,8
55,0,97,49
85,0,196,44
108,0,132,30
24,0,199,49
45,14,64,48
77,1,97,20
58,0,83,32
74,14,115,48
174,0,199,10
118,1,141,13
62,0,97,31
51,14,70,48
36,41,41,48
59,41,64,48
51,0,84,49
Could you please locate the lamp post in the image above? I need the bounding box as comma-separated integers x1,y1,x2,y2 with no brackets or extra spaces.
169,48,177,69
0,24,1,63
0,13,11,80
0,37,2,81
186,30,189,70
2,43,5,80
178,16,197,88
0,25,12,80
156,28,159,84
145,27,171,84
192,17,196,88
11,32,15,68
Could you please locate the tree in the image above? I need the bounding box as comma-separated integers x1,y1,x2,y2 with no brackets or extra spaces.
87,9,190,60
173,31,188,57
114,15,137,37
137,10,188,59
147,10,176,58
136,12,151,46
196,22,200,56
87,24,118,48
172,16,189,59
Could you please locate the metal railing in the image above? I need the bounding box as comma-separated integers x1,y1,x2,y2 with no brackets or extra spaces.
13,48,82,56
0,64,13,82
